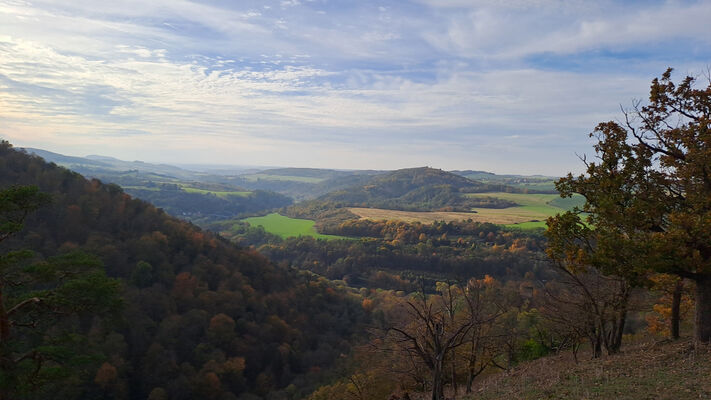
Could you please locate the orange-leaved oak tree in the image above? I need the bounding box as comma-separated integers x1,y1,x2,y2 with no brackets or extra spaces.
548,68,711,342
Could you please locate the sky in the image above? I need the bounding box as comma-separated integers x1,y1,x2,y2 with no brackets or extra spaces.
0,0,709,175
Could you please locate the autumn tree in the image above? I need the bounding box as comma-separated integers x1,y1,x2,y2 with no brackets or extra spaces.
550,68,711,342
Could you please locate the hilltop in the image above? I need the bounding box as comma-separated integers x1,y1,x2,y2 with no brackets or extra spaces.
295,167,518,214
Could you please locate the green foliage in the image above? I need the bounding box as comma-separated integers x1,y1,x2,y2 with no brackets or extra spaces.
131,260,155,288
517,338,549,362
0,181,121,399
0,185,51,241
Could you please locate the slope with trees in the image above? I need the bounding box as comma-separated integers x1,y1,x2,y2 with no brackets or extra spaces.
0,141,370,399
0,185,122,399
301,167,517,212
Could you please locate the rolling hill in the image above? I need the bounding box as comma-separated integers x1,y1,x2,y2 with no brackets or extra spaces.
289,167,518,216
222,168,385,201
21,148,292,221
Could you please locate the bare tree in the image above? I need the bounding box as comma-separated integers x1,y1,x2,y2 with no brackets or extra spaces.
459,277,506,393
541,263,631,358
385,282,475,400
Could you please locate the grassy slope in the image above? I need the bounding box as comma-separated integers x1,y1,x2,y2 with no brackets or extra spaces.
466,192,585,229
243,213,347,239
469,339,711,400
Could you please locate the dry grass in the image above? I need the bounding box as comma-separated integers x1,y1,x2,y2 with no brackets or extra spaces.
466,338,711,400
348,207,544,225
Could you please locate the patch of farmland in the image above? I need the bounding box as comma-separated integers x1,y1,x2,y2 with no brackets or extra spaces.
243,213,346,239
348,208,535,225
181,186,251,198
239,174,325,183
350,193,584,228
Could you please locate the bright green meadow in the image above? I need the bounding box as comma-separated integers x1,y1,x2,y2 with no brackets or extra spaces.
243,213,346,239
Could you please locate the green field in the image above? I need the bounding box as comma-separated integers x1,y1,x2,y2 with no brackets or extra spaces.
122,185,161,191
466,192,586,229
243,213,346,239
508,181,558,192
504,220,548,230
240,174,325,183
181,186,251,198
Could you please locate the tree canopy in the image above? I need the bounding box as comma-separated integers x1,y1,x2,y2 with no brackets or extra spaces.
547,68,711,342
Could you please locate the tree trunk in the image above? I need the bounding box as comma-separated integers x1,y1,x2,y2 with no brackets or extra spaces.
607,291,628,354
0,286,10,342
695,275,711,342
606,310,626,354
431,360,444,400
590,334,602,358
671,279,683,340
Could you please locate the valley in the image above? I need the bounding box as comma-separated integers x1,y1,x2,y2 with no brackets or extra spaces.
26,148,572,233
7,107,705,400
3,2,706,399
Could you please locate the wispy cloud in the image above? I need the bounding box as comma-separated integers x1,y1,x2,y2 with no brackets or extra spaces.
0,0,707,174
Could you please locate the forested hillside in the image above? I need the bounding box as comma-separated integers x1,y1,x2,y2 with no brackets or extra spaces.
0,142,368,400
302,167,517,212
212,217,551,290
279,167,520,232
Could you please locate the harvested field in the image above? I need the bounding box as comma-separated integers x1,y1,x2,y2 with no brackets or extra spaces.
348,207,543,225
349,193,584,226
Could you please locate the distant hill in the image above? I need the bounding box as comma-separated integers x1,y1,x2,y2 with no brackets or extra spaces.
451,170,560,193
23,147,202,180
307,167,518,212
22,148,561,221
21,148,292,220
22,147,111,168
255,167,355,179
283,167,522,230
229,168,385,200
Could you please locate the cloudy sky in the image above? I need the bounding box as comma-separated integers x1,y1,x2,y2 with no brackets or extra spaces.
1,0,709,174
